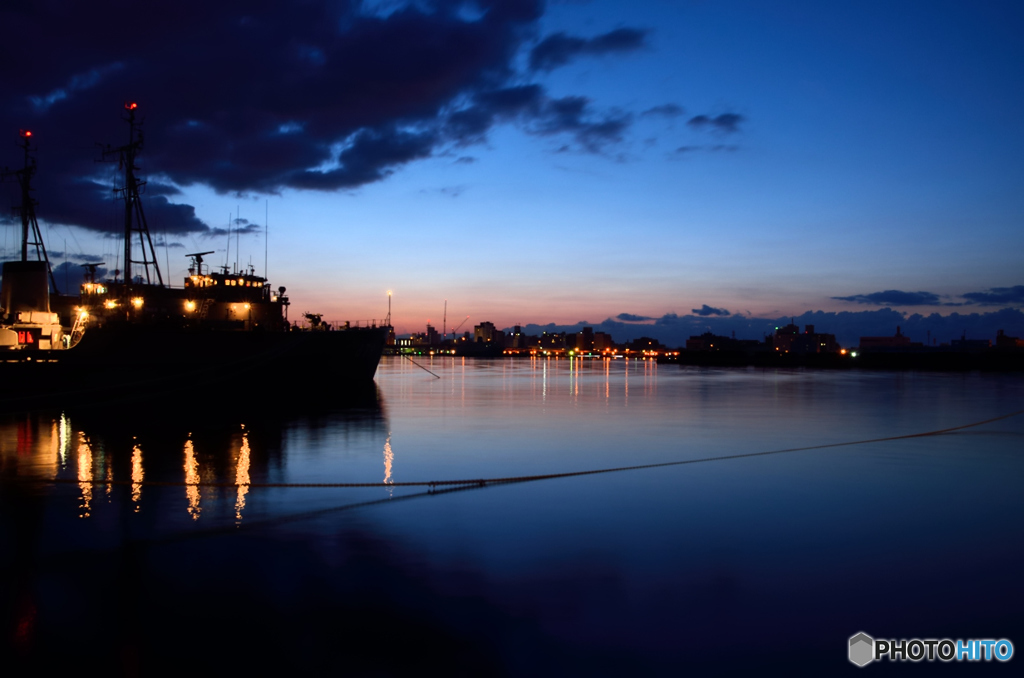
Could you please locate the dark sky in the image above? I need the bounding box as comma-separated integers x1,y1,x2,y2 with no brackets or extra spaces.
2,1,1022,337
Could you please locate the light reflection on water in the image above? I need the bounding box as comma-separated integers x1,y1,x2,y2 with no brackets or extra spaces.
234,430,250,522
1,358,1022,674
130,444,143,511
75,433,91,518
183,439,201,520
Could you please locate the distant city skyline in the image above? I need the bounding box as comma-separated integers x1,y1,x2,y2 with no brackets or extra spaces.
392,306,1024,350
1,1,1022,334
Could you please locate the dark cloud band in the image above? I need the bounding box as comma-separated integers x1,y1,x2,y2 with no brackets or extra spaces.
687,113,744,134
963,286,1024,306
0,1,650,236
529,28,649,72
692,304,731,317
833,290,943,306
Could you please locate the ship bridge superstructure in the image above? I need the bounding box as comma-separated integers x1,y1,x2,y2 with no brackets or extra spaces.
81,262,288,331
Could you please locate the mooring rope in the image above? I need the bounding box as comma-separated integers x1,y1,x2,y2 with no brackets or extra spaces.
27,408,1024,491
403,354,441,378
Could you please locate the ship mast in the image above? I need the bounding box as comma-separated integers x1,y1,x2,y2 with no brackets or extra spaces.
100,102,163,287
1,129,59,293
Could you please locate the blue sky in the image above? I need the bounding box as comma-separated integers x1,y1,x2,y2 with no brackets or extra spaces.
2,1,1022,337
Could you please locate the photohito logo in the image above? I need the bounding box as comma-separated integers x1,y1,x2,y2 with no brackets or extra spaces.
848,632,1014,666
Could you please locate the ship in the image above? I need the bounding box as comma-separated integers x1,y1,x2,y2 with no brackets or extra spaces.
0,105,388,411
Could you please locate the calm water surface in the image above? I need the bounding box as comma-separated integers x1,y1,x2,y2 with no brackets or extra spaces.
2,357,1022,675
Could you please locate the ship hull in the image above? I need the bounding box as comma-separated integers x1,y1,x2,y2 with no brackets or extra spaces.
1,325,387,411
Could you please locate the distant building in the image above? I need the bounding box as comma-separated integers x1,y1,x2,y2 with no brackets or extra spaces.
593,331,614,351
686,333,718,351
576,327,594,351
685,332,760,351
950,333,991,350
859,326,913,350
507,325,526,348
474,321,496,342
627,336,664,352
996,329,1024,349
473,321,503,344
539,332,566,350
426,324,439,345
773,323,839,354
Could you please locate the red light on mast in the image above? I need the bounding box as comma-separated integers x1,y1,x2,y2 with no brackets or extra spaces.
125,102,138,110
20,129,31,138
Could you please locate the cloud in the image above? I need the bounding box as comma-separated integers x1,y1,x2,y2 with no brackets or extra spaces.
672,144,738,156
0,1,646,235
691,304,731,317
421,185,466,197
616,313,654,322
45,251,106,263
444,85,627,152
528,96,630,152
208,219,264,236
687,113,745,134
962,285,1024,306
529,28,649,71
832,290,943,306
640,104,684,118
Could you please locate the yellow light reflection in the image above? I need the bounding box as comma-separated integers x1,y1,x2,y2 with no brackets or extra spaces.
59,413,69,468
131,444,144,512
383,433,394,496
234,432,250,522
605,359,610,400
50,421,59,467
184,439,201,520
77,433,92,518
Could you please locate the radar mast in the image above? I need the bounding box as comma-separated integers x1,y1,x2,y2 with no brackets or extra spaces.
1,130,59,292
100,102,164,287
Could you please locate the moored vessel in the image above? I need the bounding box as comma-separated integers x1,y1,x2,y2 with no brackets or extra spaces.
1,105,387,410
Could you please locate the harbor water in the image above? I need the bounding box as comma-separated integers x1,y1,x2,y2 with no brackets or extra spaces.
2,357,1022,675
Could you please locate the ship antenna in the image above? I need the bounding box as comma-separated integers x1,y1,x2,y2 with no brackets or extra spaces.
98,102,164,287
225,212,231,271
264,199,268,281
0,130,60,293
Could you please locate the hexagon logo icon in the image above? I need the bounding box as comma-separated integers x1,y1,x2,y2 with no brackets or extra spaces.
849,632,874,667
